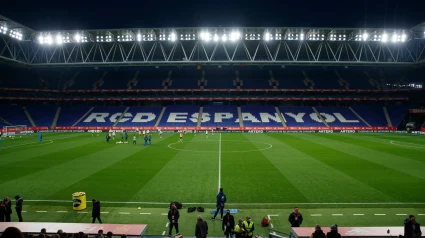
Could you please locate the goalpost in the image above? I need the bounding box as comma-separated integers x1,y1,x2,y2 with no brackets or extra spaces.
2,125,29,137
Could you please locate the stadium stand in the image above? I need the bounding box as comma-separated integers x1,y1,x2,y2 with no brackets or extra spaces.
205,69,235,89
0,105,32,125
315,106,368,127
238,69,271,89
350,105,388,126
56,105,93,126
279,106,325,126
240,105,283,127
201,105,240,127
157,105,200,127
115,106,163,127
76,106,128,126
386,104,409,127
26,104,58,127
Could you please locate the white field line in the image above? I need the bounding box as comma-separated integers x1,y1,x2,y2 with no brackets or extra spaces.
270,223,274,228
332,214,343,216
396,214,407,216
1,134,82,149
166,223,169,227
417,214,425,216
162,231,166,236
119,212,130,214
100,212,109,214
24,200,425,205
77,211,88,214
36,211,47,213
375,214,386,216
218,133,222,190
353,214,364,216
311,214,322,216
21,211,27,213
161,213,168,215
267,214,278,230
56,211,68,213
140,213,152,215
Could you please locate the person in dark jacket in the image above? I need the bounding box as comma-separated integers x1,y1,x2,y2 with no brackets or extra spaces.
92,199,102,224
288,207,303,227
212,188,226,221
310,224,326,238
3,196,12,222
14,195,23,222
326,225,341,238
0,201,6,222
222,210,235,238
168,203,180,236
195,215,208,238
404,215,422,238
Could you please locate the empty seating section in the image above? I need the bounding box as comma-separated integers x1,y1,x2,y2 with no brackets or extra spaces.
26,105,58,127
76,106,127,126
157,105,199,127
386,105,409,127
201,105,240,127
56,105,92,126
238,70,270,89
315,106,367,126
308,70,340,89
136,70,168,89
351,105,387,126
205,70,235,88
240,105,283,127
101,71,135,89
171,70,200,89
65,71,105,89
337,70,372,89
279,106,325,126
273,70,306,89
115,107,162,127
0,105,32,125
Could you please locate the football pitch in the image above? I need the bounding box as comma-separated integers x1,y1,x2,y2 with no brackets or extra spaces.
1,132,425,235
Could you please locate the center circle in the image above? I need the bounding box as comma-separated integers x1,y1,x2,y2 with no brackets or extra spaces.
167,140,273,153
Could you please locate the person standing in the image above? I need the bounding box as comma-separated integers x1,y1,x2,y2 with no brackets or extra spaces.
326,225,341,238
288,207,303,227
195,215,208,238
310,225,326,238
14,195,23,222
168,203,180,236
222,210,235,238
133,135,137,145
92,199,102,224
234,218,245,238
404,215,422,238
242,216,254,238
212,188,226,221
0,201,6,222
3,197,12,222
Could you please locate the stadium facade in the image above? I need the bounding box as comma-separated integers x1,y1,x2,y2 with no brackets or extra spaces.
1,15,425,134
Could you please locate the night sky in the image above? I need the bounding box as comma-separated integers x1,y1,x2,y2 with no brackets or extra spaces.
1,0,424,30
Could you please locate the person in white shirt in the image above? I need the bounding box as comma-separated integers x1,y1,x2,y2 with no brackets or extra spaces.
206,130,208,139
133,135,137,145
112,131,116,140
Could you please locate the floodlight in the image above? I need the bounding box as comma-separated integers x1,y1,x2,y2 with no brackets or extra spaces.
392,34,397,42
300,34,304,40
264,33,270,41
46,35,53,45
222,34,227,42
382,33,388,42
38,36,44,44
230,31,240,41
137,33,142,41
74,34,81,42
213,34,219,42
170,33,177,42
56,35,62,44
401,34,406,42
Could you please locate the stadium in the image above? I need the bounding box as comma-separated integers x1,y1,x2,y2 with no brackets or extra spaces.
0,11,425,238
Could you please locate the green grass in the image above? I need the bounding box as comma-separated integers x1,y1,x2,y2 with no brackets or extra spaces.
1,132,425,236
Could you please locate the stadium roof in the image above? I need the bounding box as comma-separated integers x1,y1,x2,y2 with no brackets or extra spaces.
1,15,425,67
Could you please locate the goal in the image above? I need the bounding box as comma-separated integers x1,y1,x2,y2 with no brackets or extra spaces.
2,125,28,137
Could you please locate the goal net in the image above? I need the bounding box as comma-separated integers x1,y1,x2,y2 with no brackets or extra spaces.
2,125,28,137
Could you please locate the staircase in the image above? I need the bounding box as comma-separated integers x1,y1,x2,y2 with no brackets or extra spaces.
113,107,130,127
349,107,371,127
383,106,393,127
154,107,167,127
312,107,329,127
72,107,94,126
237,106,244,127
197,107,203,127
275,107,287,127
51,107,61,129
23,107,36,127
0,116,13,126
